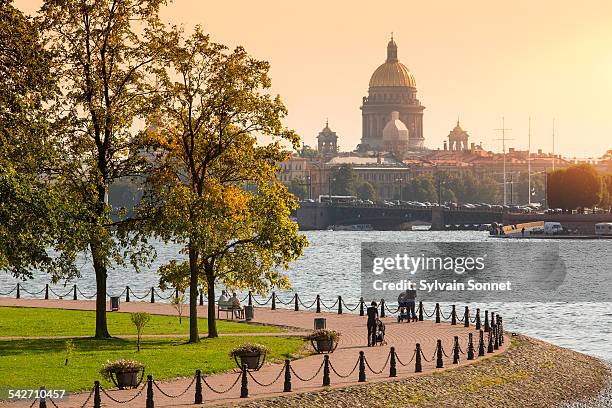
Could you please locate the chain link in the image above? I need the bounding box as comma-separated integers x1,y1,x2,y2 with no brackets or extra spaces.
247,365,285,387
202,372,242,394
100,383,146,403
289,359,324,382
395,348,417,366
328,357,359,379
153,375,196,398
364,352,390,374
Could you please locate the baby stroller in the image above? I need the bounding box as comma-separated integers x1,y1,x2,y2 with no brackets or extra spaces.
374,318,386,346
397,301,410,322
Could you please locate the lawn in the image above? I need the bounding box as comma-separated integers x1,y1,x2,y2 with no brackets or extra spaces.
0,306,282,337
0,336,306,394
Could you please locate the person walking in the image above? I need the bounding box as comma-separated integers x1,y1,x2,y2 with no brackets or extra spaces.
366,301,378,346
404,288,417,322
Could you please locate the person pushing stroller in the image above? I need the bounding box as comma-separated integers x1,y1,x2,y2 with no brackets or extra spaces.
398,288,417,322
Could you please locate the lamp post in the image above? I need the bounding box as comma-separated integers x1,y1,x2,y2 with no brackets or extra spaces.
395,178,404,201
306,174,312,200
328,176,336,201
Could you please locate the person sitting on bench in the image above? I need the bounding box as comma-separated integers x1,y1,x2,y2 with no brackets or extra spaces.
230,292,244,319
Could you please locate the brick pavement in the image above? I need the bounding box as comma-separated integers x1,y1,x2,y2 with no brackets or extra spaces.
0,297,508,407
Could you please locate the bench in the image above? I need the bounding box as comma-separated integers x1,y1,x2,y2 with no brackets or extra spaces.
217,301,244,320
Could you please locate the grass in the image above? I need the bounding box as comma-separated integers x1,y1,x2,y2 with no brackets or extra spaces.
0,336,306,394
0,306,282,337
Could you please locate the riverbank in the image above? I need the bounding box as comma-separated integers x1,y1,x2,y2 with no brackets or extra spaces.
230,335,610,408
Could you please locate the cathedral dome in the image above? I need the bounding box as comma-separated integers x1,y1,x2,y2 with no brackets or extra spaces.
369,38,416,88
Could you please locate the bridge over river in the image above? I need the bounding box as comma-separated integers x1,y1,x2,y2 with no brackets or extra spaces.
296,202,503,231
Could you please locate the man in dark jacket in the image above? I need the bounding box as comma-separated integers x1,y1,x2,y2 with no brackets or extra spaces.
366,301,378,346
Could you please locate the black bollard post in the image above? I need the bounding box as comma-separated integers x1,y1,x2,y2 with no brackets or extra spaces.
467,333,475,360
451,305,457,325
315,294,320,313
389,347,397,377
39,386,47,408
94,380,101,408
240,364,248,398
272,292,276,310
453,336,460,364
359,297,364,316
323,355,331,386
415,343,423,373
150,287,155,303
146,375,154,408
436,339,444,368
463,306,470,328
435,303,441,323
199,289,203,306
338,296,343,315
73,284,77,300
418,301,424,321
358,351,366,382
487,330,494,353
490,312,495,333
475,308,481,331
284,360,292,392
294,294,299,311
478,330,486,357
44,284,49,300
126,286,130,302
493,324,500,350
16,283,20,299
484,310,490,332
248,291,253,307
498,317,504,345
194,369,203,404
380,299,386,318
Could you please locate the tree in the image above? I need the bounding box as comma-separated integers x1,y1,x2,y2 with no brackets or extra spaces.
331,164,358,196
600,174,612,212
130,312,150,352
404,174,437,203
37,0,165,338
548,164,602,211
299,144,318,159
547,169,567,210
0,1,87,282
356,182,375,200
140,26,307,342
288,178,309,200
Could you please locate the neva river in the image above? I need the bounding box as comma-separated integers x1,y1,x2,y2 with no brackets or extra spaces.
1,231,611,362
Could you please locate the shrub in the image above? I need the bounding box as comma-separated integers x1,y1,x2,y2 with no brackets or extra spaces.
305,329,340,342
229,343,270,357
99,359,145,381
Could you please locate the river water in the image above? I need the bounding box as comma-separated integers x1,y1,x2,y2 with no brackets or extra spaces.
1,231,610,362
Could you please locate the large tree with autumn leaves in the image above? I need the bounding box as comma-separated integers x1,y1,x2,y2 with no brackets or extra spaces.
139,26,307,342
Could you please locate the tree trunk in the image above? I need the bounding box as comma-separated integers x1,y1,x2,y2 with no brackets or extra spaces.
188,243,199,343
91,242,111,339
206,269,218,338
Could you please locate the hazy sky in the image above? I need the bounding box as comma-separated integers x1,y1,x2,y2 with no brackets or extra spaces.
16,0,612,157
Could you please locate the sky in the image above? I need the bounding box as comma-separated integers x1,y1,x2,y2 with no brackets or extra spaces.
16,0,612,158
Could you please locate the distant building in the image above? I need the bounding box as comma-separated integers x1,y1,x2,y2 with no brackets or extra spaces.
447,120,469,151
317,120,338,156
360,36,425,151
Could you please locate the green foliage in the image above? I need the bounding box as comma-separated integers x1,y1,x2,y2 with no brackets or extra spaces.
331,164,358,195
288,178,309,200
130,312,151,351
547,164,603,210
99,359,144,381
228,342,270,357
356,181,376,200
140,25,307,340
64,339,76,366
0,336,305,393
403,174,437,202
0,306,282,337
299,145,318,159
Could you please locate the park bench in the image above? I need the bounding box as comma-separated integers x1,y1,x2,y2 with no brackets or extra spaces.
217,301,244,320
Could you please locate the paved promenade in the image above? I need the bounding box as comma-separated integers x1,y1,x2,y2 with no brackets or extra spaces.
0,298,508,407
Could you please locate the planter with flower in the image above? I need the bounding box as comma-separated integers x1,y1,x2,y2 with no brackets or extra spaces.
100,359,145,389
305,329,340,353
229,343,269,371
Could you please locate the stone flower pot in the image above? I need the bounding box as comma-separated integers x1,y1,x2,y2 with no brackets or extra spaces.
113,369,143,389
235,352,265,371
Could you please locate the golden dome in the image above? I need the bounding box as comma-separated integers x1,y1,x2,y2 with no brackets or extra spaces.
369,38,416,88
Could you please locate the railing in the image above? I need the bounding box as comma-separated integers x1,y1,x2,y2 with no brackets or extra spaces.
22,318,505,406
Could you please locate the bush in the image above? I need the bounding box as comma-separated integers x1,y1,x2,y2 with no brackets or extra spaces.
305,329,340,342
229,343,270,357
99,359,144,381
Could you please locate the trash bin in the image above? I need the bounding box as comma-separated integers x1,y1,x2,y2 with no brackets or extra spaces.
314,318,326,330
110,296,120,312
245,305,254,321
